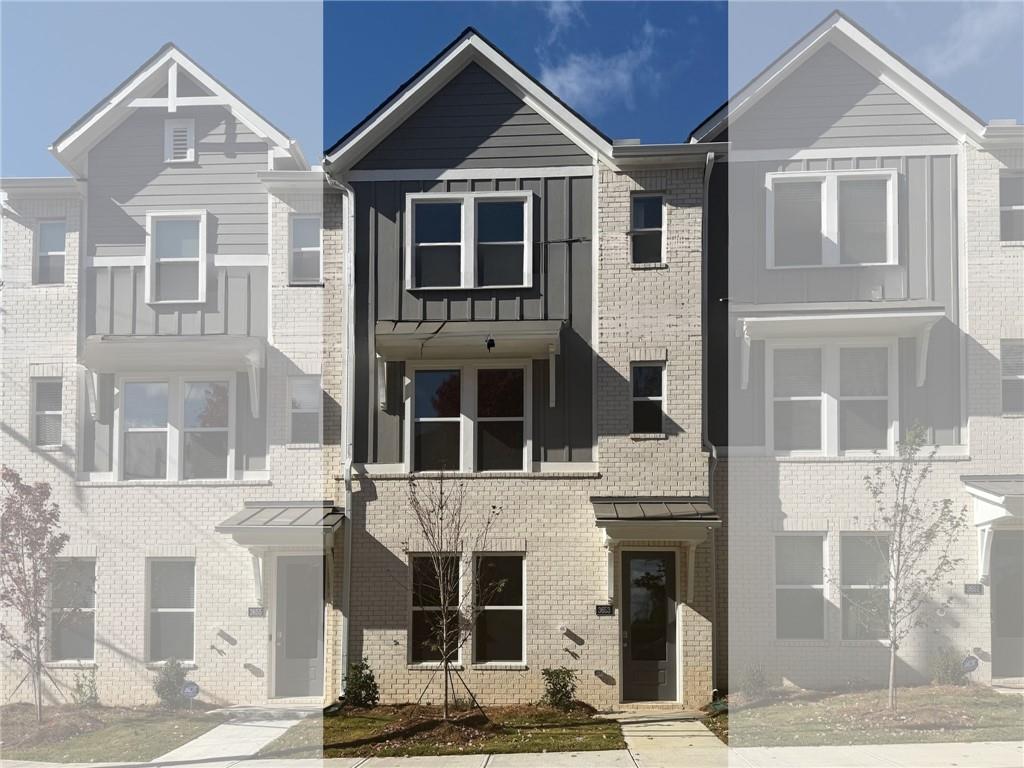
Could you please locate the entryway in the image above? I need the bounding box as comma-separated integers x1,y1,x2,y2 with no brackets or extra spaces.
273,554,325,698
620,551,677,701
991,530,1024,679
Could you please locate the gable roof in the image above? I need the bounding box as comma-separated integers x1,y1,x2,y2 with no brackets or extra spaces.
51,43,306,175
689,10,987,147
324,27,614,172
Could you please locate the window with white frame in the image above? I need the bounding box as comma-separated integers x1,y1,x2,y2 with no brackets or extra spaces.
774,535,825,640
1000,171,1024,242
148,559,195,662
476,368,525,471
412,369,462,471
289,375,322,444
182,381,230,479
406,192,532,289
767,169,897,268
32,377,62,447
122,381,169,480
147,212,206,304
410,554,460,664
769,342,894,455
35,221,66,285
840,535,890,641
474,554,525,663
164,118,195,163
630,194,664,264
1001,339,1024,414
290,216,322,285
631,363,665,434
50,559,95,662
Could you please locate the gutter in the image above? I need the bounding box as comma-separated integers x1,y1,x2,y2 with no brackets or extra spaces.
325,170,356,699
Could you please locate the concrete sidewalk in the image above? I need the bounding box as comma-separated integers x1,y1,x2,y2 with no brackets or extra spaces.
731,740,1024,768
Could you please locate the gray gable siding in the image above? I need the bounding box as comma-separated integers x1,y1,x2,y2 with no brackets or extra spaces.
352,174,594,464
731,44,956,149
352,63,590,170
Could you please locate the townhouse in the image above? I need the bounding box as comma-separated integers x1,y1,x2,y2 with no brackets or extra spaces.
1,10,1020,710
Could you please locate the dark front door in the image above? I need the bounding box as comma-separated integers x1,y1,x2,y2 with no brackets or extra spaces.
274,555,325,697
991,531,1024,678
621,551,677,701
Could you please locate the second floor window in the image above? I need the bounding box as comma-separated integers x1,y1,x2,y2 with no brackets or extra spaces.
413,369,461,471
406,192,532,290
290,216,322,285
147,212,206,304
182,381,230,479
1000,171,1024,242
476,368,524,471
1002,339,1024,415
632,363,665,434
35,221,66,285
630,194,664,264
767,169,896,268
123,381,169,480
289,375,322,444
32,377,62,448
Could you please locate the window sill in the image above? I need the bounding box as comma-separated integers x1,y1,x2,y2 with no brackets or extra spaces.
286,443,323,450
407,663,463,671
45,660,96,669
772,639,828,647
999,240,1024,248
630,433,667,440
365,470,602,481
287,282,325,288
30,282,67,287
471,662,528,671
35,444,64,452
1002,413,1024,418
75,478,272,488
629,262,668,270
146,661,197,670
839,639,888,647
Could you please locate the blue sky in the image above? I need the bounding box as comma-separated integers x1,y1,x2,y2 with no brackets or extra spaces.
2,1,1021,178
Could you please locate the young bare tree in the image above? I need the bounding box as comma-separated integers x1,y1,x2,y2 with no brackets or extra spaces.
0,467,69,722
847,426,967,712
406,474,502,720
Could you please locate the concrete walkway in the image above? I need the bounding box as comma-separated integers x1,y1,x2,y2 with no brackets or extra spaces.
602,708,726,768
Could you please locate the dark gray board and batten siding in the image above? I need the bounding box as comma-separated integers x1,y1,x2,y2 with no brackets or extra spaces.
353,174,594,465
353,63,591,170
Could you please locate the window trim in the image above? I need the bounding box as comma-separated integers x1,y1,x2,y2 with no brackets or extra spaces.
289,214,323,286
48,557,96,663
163,118,196,164
404,360,533,473
629,192,666,265
288,374,323,445
766,339,898,457
146,558,196,664
404,191,534,290
765,168,898,269
1001,339,1024,415
145,210,208,305
839,533,890,642
999,170,1024,243
773,533,827,641
31,376,63,448
472,553,526,666
34,219,67,285
630,361,667,435
408,553,463,667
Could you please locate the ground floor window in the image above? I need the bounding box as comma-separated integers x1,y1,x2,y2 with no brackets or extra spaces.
410,554,461,664
50,559,96,661
474,555,525,663
840,535,890,640
148,559,195,662
774,535,825,639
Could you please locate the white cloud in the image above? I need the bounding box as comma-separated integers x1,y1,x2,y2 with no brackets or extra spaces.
541,1,585,45
539,22,661,115
920,1,1022,78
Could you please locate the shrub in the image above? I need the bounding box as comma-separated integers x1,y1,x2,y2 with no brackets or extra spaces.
737,663,770,701
70,667,100,706
344,658,379,707
930,646,969,686
153,658,189,708
541,666,578,710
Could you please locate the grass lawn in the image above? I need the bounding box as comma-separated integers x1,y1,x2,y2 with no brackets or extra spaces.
711,684,1024,747
0,703,227,763
258,704,626,758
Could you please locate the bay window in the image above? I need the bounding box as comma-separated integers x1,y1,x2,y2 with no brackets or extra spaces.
182,381,230,479
122,381,169,480
406,192,533,289
476,368,524,471
767,169,896,268
413,369,462,471
146,211,207,304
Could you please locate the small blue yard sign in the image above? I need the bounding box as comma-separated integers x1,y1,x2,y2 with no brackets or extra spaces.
961,655,979,673
181,681,200,699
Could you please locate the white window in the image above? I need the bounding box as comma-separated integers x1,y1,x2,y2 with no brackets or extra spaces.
145,211,207,304
631,363,665,434
1002,339,1024,415
768,342,895,456
50,559,95,662
290,216,322,285
405,192,533,290
122,381,169,480
32,377,62,447
408,363,530,473
182,381,231,479
1000,171,1024,242
410,554,460,664
766,169,897,268
630,194,664,264
148,559,195,663
35,221,66,285
774,535,825,640
840,535,889,641
289,375,322,444
474,554,525,664
164,118,195,163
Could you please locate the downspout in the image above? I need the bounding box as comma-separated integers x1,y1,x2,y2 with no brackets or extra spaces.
700,150,721,696
326,171,356,698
